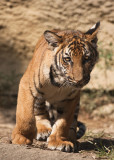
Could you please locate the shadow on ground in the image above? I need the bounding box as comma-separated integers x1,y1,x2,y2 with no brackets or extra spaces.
80,138,114,151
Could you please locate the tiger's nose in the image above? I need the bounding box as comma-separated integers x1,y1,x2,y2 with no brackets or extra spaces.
73,68,83,82
74,73,83,82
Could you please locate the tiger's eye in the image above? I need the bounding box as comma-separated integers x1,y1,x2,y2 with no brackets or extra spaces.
63,57,71,63
85,56,89,60
83,55,90,65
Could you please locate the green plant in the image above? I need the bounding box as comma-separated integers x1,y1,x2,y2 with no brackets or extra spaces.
81,130,114,160
96,145,114,159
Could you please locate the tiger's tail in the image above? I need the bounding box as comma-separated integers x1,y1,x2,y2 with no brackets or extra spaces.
76,121,86,139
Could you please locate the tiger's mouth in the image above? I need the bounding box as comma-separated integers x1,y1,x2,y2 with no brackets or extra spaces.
67,76,90,88
50,65,90,88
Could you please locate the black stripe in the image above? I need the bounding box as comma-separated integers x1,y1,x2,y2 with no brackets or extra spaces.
74,103,80,119
59,52,61,70
34,112,46,116
34,100,45,106
62,49,64,62
55,53,58,69
68,89,76,96
68,47,72,54
77,121,85,127
52,96,76,105
60,97,75,103
38,68,43,88
49,65,61,87
73,41,76,46
34,102,45,109
77,121,86,139
87,41,99,58
38,47,48,88
68,42,74,48
80,42,85,47
54,51,60,70
70,127,76,133
33,73,44,95
57,108,63,114
29,85,36,98
68,47,74,52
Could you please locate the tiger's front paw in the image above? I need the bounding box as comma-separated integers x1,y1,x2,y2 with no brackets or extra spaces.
12,126,36,145
36,127,52,141
12,133,32,145
47,136,74,152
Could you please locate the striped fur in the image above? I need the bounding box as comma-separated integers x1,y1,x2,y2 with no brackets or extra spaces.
12,22,100,152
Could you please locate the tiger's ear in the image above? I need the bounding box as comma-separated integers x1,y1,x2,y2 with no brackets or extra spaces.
85,22,100,46
44,30,63,48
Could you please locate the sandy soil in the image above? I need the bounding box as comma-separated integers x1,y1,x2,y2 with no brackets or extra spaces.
0,0,114,159
0,144,96,160
0,0,114,93
0,107,114,160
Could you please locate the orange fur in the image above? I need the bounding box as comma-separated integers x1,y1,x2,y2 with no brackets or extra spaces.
12,22,100,152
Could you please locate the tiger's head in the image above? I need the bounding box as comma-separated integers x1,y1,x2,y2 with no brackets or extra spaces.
44,22,100,88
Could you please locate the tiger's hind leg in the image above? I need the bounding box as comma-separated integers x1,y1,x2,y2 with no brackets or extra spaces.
68,102,80,143
69,102,86,141
68,102,86,151
34,98,52,141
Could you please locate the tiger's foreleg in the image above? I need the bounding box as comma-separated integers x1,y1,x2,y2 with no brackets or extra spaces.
34,97,52,141
47,99,79,152
12,78,36,145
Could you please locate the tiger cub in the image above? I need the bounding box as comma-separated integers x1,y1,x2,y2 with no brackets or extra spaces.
12,22,100,152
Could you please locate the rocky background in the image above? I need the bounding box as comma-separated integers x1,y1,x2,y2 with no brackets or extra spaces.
0,0,114,159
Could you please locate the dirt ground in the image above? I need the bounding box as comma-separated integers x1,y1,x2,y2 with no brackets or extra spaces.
0,0,114,159
0,107,114,160
0,0,114,92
